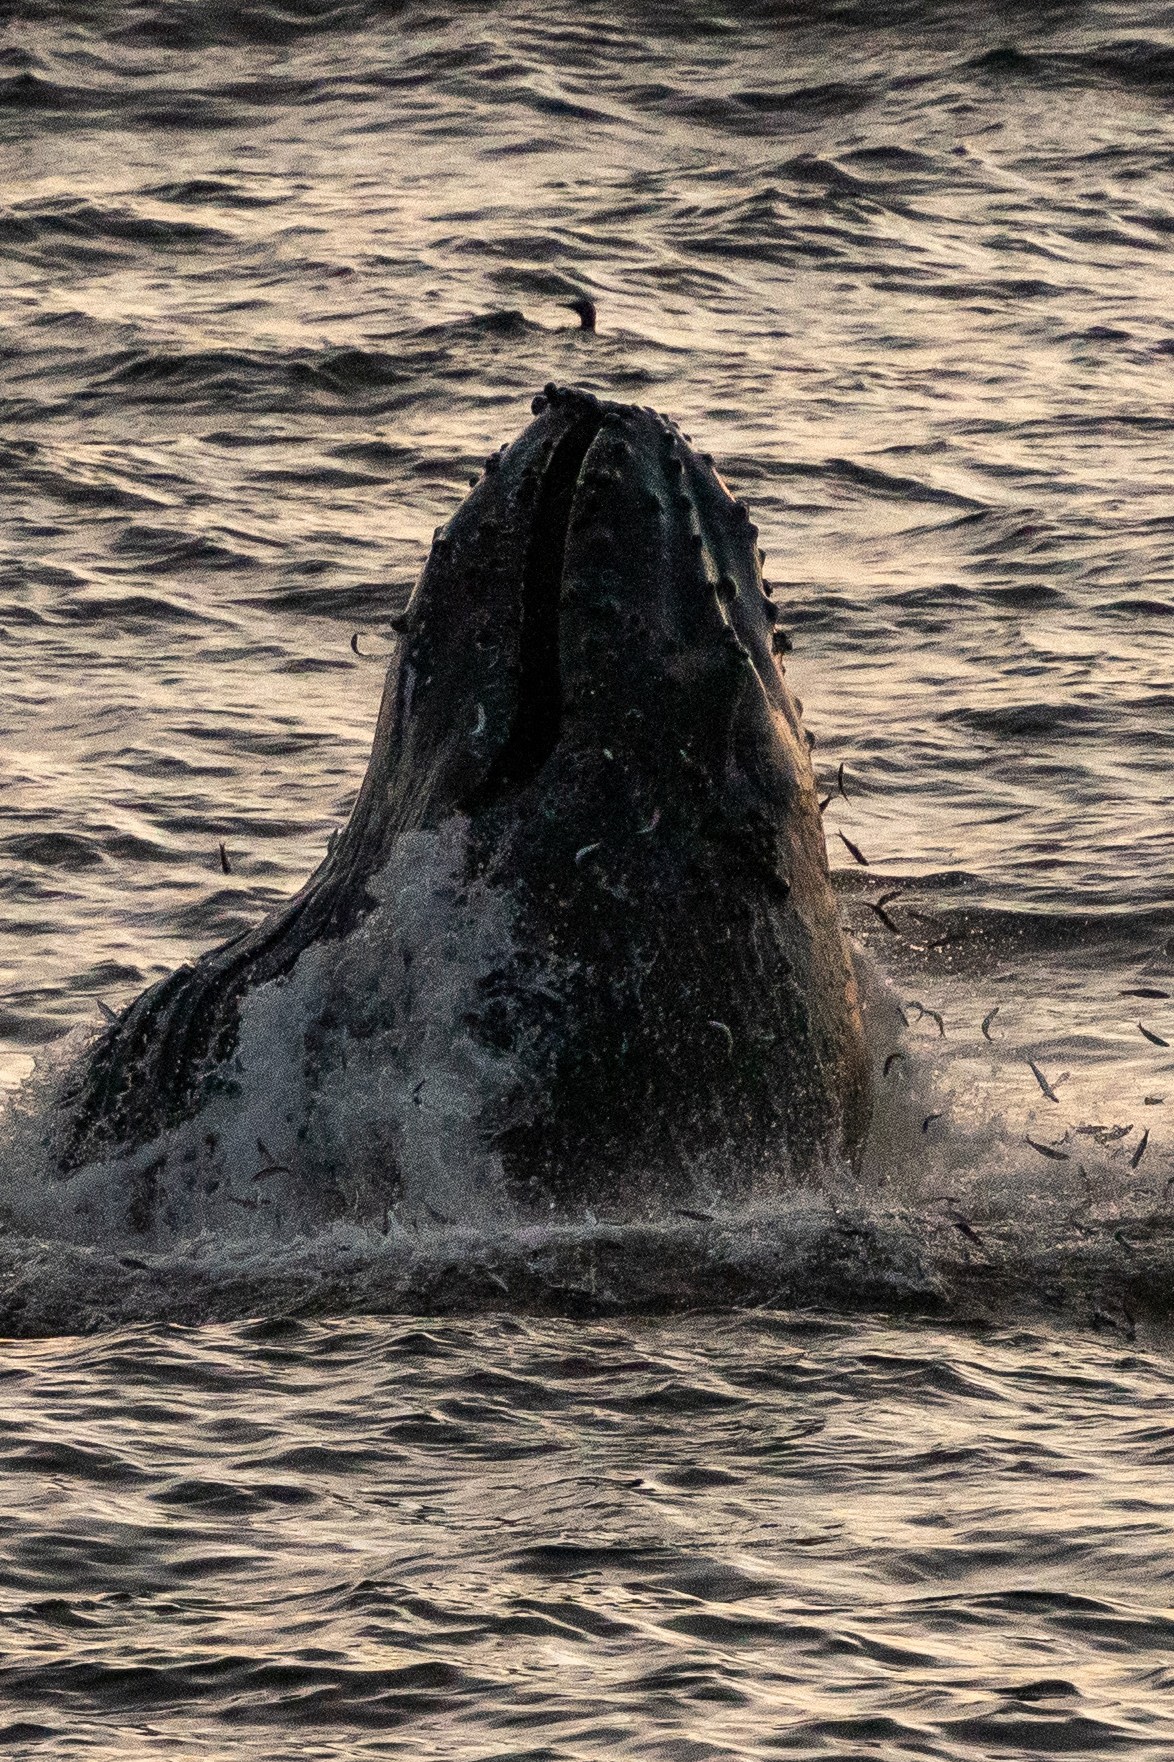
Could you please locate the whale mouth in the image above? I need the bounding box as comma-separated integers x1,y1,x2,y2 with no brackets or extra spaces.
475,406,604,802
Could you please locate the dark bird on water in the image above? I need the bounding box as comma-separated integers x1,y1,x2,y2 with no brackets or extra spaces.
565,295,597,331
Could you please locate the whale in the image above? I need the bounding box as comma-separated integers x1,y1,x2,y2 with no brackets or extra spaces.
53,385,872,1223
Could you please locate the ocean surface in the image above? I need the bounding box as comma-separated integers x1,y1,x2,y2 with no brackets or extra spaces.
4,0,1174,1753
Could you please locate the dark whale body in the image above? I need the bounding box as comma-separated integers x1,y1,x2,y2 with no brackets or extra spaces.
58,387,871,1212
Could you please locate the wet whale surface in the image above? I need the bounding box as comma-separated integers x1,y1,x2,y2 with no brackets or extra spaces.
55,388,871,1228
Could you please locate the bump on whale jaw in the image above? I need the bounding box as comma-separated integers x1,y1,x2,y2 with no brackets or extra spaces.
55,386,872,1215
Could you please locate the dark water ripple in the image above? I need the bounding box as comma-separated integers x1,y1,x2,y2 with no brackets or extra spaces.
1,1318,1174,1756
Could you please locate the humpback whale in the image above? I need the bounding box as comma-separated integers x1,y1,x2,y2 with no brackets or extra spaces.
55,386,871,1221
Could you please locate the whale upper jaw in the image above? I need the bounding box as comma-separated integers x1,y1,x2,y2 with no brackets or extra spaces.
56,387,871,1206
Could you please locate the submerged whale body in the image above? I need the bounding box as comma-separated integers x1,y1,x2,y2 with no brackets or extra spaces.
57,386,872,1218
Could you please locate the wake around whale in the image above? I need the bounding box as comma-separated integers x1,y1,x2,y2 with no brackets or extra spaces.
47,386,873,1238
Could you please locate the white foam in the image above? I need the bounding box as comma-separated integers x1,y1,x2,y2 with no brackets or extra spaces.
0,817,522,1249
3,860,1169,1337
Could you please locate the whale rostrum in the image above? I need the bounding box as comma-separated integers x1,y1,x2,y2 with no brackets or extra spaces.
56,386,873,1214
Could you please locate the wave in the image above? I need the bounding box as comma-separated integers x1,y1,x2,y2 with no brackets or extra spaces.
0,1189,1167,1341
836,874,1174,956
4,832,104,872
818,456,983,508
114,0,411,50
251,579,413,618
1098,596,1174,619
710,452,985,511
110,523,259,573
52,591,232,628
143,177,281,208
644,81,877,135
942,702,1106,740
66,323,542,413
0,197,231,260
969,39,1174,97
0,446,167,515
0,70,92,112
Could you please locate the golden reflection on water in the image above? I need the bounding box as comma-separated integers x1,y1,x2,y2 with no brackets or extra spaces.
3,1314,1174,1754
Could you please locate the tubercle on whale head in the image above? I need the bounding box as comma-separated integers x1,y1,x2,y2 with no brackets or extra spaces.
553,400,811,799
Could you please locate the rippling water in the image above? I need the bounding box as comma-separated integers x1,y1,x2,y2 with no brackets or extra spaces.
8,1315,1174,1759
5,0,1174,1751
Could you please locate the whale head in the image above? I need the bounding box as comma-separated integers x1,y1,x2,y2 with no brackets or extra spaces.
59,387,872,1212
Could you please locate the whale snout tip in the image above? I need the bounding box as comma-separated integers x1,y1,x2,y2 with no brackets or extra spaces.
414,389,784,722
505,386,781,657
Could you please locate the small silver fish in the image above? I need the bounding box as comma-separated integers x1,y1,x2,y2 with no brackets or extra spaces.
1027,1059,1059,1102
1026,1135,1069,1161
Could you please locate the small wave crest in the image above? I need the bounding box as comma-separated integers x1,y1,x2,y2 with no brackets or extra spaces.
68,321,542,415
0,1167,1169,1340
